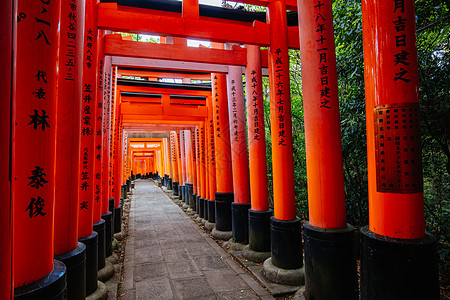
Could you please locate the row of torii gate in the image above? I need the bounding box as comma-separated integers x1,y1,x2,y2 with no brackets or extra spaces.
1,0,439,299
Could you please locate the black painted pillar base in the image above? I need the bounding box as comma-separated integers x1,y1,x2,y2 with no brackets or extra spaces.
126,179,131,192
93,219,106,270
360,226,439,300
196,195,200,213
173,182,179,196
179,185,185,201
271,217,303,269
15,260,67,300
248,209,272,252
121,184,127,200
186,183,193,206
199,198,205,218
207,199,215,223
102,212,113,257
231,202,251,244
168,178,173,190
215,192,233,232
78,232,98,296
192,194,197,211
55,243,86,300
303,223,358,300
109,198,115,230
113,205,122,234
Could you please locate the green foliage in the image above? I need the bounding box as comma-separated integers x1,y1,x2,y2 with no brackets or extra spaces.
415,0,450,270
332,0,368,226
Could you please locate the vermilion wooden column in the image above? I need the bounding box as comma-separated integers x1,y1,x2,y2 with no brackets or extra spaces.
167,137,172,179
100,56,114,260
194,126,201,211
176,131,182,183
113,114,123,234
101,56,112,216
109,66,117,205
112,95,122,207
198,123,207,219
227,64,251,243
184,130,194,205
54,0,83,256
110,66,123,234
122,132,128,184
206,95,217,223
180,130,187,202
200,123,207,199
297,0,357,298
53,0,87,298
78,0,97,239
211,73,233,233
179,130,185,182
360,0,439,298
94,29,105,226
265,0,303,276
245,46,269,212
170,131,179,193
90,0,107,274
13,0,67,297
172,131,181,196
0,1,13,298
227,65,250,204
78,0,99,294
190,128,198,209
244,45,272,256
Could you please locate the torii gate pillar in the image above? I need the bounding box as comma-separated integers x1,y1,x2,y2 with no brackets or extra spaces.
361,0,439,298
297,0,358,298
13,0,67,298
53,0,87,298
0,1,13,298
243,45,272,261
211,73,234,238
263,0,304,285
227,64,251,244
77,0,100,295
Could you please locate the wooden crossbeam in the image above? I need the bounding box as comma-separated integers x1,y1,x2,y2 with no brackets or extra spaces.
122,114,205,122
98,3,299,48
111,57,270,76
105,34,247,66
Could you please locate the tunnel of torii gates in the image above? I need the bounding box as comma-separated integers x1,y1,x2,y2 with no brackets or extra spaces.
1,0,440,299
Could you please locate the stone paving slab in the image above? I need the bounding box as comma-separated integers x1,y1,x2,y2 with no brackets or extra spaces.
119,180,274,300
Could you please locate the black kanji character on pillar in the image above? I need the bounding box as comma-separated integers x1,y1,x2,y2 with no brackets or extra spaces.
25,196,46,218
80,201,88,210
393,50,410,66
82,127,93,136
80,181,89,191
81,171,89,180
28,166,48,189
35,30,51,45
33,87,46,100
28,109,50,131
394,68,411,82
35,70,48,83
393,0,405,13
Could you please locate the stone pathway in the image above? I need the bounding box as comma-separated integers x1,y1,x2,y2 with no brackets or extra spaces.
119,180,274,300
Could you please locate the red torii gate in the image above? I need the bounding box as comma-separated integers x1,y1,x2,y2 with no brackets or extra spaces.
4,0,438,299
